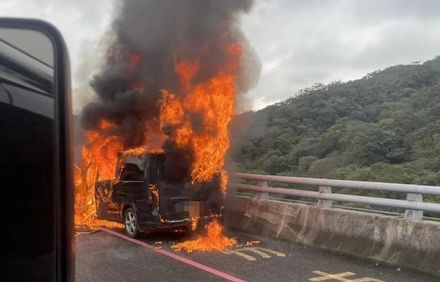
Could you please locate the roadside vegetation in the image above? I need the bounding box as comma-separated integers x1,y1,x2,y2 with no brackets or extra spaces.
231,57,440,205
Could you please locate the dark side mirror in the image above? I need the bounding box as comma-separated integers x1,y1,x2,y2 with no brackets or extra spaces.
0,19,74,281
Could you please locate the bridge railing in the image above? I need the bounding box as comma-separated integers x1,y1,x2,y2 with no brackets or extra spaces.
229,173,440,220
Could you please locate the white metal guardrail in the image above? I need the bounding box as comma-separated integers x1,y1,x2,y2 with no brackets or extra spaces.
229,173,440,220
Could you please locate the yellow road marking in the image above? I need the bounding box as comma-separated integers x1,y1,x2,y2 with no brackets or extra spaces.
309,271,385,282
223,250,257,261
254,247,286,257
352,278,386,282
223,246,286,261
309,271,356,281
240,247,271,258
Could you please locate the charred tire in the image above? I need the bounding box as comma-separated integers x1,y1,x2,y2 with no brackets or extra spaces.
124,207,140,238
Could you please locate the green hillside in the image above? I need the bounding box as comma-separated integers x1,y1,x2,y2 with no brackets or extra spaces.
232,57,440,190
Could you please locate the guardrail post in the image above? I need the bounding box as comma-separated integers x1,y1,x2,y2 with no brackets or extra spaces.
317,186,332,208
255,181,269,200
404,193,423,220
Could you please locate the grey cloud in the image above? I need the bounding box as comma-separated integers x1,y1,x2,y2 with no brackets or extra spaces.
348,0,440,22
242,0,440,109
2,0,440,112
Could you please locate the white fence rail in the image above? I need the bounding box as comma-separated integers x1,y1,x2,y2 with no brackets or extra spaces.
229,173,440,220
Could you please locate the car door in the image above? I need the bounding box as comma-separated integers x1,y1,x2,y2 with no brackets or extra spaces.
112,163,146,212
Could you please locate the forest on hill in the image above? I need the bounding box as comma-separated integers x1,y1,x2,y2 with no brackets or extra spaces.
231,57,440,195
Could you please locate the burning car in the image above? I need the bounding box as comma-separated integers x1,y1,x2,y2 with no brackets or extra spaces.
73,0,260,252
95,150,223,237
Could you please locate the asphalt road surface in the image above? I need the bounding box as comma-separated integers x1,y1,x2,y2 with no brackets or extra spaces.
76,228,437,282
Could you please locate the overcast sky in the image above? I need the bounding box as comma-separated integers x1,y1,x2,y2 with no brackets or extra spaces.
2,0,440,112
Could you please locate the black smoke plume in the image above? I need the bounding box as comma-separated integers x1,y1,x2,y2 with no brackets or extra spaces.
81,0,260,180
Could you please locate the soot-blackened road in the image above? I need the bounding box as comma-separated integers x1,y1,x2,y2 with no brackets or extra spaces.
76,228,436,282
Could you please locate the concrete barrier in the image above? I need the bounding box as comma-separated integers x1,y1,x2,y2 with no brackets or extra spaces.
225,196,440,277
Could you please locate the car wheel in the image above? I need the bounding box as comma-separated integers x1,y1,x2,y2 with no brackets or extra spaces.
124,207,139,238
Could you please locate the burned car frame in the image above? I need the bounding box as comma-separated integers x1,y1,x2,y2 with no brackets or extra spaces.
95,151,223,237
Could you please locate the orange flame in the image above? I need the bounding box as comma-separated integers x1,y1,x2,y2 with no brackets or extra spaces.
74,120,124,228
74,119,162,228
165,44,241,249
174,60,199,90
160,44,241,191
74,43,241,244
171,220,236,252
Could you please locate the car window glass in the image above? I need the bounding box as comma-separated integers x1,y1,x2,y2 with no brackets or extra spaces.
120,164,142,181
3,83,53,118
0,83,11,103
1,28,55,280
